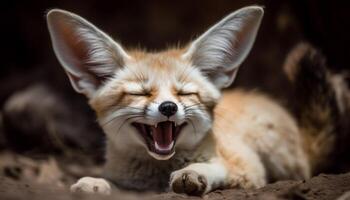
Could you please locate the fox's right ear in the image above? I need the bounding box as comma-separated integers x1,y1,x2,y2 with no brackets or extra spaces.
47,9,130,98
183,6,263,89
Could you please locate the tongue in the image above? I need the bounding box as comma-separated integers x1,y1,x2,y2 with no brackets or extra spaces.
151,121,174,151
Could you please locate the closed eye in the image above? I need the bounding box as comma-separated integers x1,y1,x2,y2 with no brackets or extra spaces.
127,91,151,96
178,91,197,96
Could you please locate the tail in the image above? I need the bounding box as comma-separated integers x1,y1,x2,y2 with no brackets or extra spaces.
284,43,350,173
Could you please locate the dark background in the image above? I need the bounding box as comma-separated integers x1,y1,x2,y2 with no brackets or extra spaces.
2,0,350,100
0,0,349,158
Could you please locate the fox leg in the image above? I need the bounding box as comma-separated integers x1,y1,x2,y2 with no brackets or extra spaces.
170,158,229,196
170,145,266,196
217,140,267,189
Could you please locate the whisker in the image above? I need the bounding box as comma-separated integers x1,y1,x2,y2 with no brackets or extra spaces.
101,112,144,126
116,116,143,134
185,117,197,136
184,103,202,109
112,106,151,112
185,107,207,112
185,108,208,115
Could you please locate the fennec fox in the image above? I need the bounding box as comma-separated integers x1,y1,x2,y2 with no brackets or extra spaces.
46,6,348,196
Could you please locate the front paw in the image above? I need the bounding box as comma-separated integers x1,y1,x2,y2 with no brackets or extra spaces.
70,177,111,195
170,170,208,196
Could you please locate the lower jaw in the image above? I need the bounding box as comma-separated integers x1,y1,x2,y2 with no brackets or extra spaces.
147,149,176,160
145,138,177,160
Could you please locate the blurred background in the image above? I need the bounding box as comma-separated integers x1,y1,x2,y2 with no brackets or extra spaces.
0,0,349,186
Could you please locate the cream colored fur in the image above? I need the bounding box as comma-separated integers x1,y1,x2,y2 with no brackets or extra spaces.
47,6,314,196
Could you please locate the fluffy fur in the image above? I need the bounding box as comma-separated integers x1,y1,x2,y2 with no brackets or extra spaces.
46,6,347,196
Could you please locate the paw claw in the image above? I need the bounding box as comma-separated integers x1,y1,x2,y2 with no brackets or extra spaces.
170,170,208,196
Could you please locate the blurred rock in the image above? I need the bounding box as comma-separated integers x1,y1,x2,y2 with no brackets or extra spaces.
1,84,104,162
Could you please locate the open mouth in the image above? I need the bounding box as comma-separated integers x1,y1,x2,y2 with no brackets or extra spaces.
132,121,187,156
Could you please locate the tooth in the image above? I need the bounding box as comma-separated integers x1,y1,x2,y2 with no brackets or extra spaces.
155,123,158,128
175,122,177,127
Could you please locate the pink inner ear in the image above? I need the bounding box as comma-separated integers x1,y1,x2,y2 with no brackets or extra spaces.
54,18,93,76
48,10,131,97
230,13,260,62
182,7,263,89
49,14,111,91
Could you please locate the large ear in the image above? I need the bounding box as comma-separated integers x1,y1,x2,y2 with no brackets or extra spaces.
47,9,130,98
183,6,264,89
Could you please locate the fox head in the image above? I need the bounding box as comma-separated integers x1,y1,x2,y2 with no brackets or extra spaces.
47,6,263,160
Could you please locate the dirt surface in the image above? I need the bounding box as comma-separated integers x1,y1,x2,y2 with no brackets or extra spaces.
0,152,349,200
0,171,350,200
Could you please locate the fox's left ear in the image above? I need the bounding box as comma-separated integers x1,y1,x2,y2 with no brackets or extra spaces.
183,6,264,88
47,9,130,98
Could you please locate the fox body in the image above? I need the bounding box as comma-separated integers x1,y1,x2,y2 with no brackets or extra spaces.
47,6,346,196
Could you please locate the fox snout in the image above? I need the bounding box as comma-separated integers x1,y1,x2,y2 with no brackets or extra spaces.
158,101,178,117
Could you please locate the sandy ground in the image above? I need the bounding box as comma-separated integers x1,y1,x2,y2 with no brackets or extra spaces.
0,152,349,200
1,171,350,200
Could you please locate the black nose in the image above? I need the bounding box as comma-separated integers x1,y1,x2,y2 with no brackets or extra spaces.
158,101,178,117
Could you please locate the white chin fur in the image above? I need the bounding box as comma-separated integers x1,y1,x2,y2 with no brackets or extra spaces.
148,150,175,160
